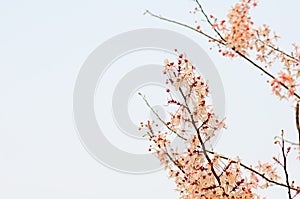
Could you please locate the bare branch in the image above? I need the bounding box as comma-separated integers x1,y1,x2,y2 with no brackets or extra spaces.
280,131,292,199
296,102,300,146
139,93,188,141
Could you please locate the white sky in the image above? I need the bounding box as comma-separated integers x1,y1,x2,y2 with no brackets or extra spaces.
0,0,299,198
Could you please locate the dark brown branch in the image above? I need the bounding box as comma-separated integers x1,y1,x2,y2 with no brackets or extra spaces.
204,150,298,192
174,78,226,195
234,50,300,99
280,131,292,199
145,10,300,100
296,102,300,146
193,1,300,100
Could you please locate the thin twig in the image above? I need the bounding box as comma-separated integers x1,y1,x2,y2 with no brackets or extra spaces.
144,10,224,44
258,38,300,63
281,131,292,199
203,150,298,192
274,136,298,146
145,9,300,100
165,146,186,174
195,0,226,42
139,93,188,140
146,122,186,174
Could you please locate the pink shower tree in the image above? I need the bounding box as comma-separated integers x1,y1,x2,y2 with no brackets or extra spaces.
139,0,300,198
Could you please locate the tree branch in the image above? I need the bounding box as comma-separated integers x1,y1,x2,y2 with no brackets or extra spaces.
139,93,188,140
145,9,300,100
174,76,226,194
296,102,300,146
203,150,298,192
195,0,226,42
280,131,292,199
144,10,224,44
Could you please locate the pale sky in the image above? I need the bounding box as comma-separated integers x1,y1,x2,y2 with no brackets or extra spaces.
0,0,299,198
